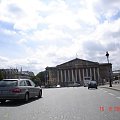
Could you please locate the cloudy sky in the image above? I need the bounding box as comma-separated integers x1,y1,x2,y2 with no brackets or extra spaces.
0,0,120,74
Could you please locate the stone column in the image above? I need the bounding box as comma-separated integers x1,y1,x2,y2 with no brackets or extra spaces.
97,67,100,83
83,69,84,80
94,68,96,80
75,69,77,82
68,70,70,82
90,68,92,78
72,69,74,82
64,70,67,82
79,69,81,82
57,70,59,84
60,70,63,82
86,68,88,77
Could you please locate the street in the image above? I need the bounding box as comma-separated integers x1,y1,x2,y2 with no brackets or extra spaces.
0,87,120,120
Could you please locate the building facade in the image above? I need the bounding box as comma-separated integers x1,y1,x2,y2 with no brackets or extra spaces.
112,70,120,81
0,69,35,80
18,71,35,79
45,58,112,87
0,69,18,79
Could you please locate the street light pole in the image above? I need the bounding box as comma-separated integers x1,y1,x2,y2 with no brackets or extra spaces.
106,51,109,63
106,51,112,87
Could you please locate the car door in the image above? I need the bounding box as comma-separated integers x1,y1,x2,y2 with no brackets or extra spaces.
19,80,28,97
25,80,34,98
29,80,39,97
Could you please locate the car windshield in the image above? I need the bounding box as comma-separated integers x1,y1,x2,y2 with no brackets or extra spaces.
90,81,96,84
0,80,18,87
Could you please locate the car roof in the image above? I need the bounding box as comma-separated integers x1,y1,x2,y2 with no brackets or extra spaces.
2,79,30,81
90,81,97,83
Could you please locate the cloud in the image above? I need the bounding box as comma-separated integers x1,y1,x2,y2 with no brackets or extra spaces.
0,56,8,62
0,0,120,73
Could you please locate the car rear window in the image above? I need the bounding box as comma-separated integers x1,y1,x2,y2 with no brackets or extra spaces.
0,80,18,87
90,81,96,84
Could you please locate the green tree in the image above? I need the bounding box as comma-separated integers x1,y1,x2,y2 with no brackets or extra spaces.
36,71,45,85
31,76,41,86
0,71,4,80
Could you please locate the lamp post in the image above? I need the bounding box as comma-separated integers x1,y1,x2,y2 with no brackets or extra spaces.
106,51,109,63
106,51,112,87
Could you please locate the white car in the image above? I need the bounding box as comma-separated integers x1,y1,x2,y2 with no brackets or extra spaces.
56,85,61,88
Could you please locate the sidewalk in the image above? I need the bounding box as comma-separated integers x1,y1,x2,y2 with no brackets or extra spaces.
99,84,120,91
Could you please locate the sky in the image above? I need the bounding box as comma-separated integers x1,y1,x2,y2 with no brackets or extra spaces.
0,0,120,74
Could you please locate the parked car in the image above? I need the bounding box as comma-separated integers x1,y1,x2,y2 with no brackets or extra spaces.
88,81,97,89
73,83,81,87
56,84,61,88
0,79,42,103
113,80,120,84
68,83,81,87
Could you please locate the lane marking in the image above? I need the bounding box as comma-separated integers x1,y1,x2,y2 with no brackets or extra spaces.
108,93,115,96
100,89,120,100
104,91,108,93
100,89,108,93
116,97,120,99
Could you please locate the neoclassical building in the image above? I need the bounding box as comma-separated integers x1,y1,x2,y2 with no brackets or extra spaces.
45,58,112,87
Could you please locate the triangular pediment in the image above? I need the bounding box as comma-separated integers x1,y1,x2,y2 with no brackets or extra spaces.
57,58,99,68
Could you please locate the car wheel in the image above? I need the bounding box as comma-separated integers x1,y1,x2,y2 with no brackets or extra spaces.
0,100,6,103
24,93,29,102
38,90,42,98
88,87,89,89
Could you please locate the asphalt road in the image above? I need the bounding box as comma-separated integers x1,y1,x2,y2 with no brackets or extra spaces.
0,87,120,120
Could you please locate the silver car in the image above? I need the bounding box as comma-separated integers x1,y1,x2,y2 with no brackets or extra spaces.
88,80,97,89
0,79,42,103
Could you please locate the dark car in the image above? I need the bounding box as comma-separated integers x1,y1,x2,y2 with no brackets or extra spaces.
88,81,97,89
0,79,42,103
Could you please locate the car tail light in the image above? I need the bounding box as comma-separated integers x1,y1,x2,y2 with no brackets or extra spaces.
11,88,21,93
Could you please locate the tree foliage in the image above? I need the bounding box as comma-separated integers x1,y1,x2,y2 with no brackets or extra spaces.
0,71,4,80
36,71,45,85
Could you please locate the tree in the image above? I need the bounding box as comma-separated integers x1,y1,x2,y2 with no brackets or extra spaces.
0,71,4,80
31,76,41,86
36,71,45,85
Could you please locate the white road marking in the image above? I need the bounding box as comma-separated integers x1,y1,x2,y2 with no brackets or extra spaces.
116,97,120,99
100,89,108,93
108,93,115,96
104,91,108,93
100,89,120,100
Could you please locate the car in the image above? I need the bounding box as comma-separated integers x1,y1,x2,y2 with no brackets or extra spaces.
67,83,81,87
56,85,61,88
0,79,42,103
88,81,97,89
72,83,81,87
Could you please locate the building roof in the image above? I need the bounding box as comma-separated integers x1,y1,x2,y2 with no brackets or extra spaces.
57,58,99,68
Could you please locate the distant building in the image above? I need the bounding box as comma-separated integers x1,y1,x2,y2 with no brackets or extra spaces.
0,69,18,79
0,68,35,80
18,71,35,79
45,58,112,87
112,70,120,80
99,63,112,84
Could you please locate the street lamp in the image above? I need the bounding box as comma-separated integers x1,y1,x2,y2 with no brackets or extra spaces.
106,51,109,63
105,51,112,87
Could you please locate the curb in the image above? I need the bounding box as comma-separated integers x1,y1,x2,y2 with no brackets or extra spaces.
99,86,120,91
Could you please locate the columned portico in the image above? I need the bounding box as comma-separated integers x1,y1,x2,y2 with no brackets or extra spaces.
45,58,112,87
56,67,100,86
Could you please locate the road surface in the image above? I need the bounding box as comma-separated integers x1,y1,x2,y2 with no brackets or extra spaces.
0,87,120,120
